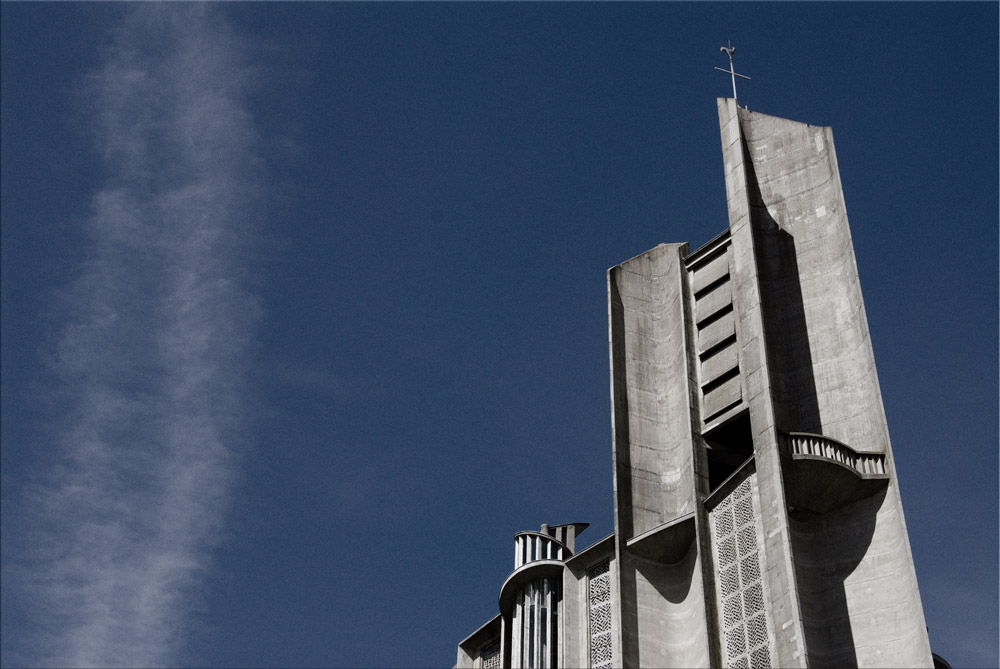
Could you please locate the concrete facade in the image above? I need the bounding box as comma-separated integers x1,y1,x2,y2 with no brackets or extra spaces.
456,100,932,669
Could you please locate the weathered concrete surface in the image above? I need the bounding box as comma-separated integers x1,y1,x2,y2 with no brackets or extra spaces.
608,243,697,538
729,100,932,668
621,545,711,667
609,243,715,667
739,107,885,452
719,97,809,668
789,489,931,668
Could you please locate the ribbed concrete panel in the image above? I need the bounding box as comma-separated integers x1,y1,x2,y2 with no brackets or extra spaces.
695,283,732,324
691,249,731,294
697,310,736,354
700,344,739,386
703,375,741,420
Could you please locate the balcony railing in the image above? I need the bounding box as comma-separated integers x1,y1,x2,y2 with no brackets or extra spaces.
780,431,889,514
782,432,886,477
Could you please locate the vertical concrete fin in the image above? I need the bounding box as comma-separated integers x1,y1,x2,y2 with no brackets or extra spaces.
609,242,711,667
733,104,933,668
717,97,810,668
608,243,696,540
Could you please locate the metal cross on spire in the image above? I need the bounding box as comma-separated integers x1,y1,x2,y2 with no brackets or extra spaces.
714,42,751,101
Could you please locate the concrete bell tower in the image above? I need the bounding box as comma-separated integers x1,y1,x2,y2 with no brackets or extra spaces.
607,98,932,668
457,99,934,669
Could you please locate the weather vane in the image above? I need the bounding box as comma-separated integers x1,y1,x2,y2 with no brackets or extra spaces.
715,41,751,102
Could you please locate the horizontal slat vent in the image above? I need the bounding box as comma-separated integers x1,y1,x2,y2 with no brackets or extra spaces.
687,238,742,426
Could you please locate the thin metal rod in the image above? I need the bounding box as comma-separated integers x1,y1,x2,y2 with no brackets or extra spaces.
727,50,737,99
714,67,751,81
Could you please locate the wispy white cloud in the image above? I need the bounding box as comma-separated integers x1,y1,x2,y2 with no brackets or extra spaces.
7,6,262,667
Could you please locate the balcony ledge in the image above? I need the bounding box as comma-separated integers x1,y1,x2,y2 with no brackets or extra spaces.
625,512,696,564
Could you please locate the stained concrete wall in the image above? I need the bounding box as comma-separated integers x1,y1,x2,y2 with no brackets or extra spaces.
619,545,711,667
608,243,697,538
608,243,711,667
719,97,809,668
726,100,932,668
738,107,886,452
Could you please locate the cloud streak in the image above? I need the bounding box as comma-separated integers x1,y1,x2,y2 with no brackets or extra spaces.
8,6,261,667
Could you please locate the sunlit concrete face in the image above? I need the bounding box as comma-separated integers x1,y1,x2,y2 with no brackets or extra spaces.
456,101,933,669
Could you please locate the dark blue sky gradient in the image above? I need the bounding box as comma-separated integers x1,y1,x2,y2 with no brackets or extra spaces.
2,3,997,667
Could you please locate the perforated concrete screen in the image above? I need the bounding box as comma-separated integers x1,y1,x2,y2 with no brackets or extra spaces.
710,476,773,668
588,561,613,669
482,641,501,669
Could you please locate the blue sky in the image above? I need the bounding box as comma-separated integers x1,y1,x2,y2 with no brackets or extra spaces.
1,3,996,668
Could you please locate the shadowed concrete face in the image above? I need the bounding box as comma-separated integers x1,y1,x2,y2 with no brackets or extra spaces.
789,488,886,668
621,543,710,668
732,101,932,668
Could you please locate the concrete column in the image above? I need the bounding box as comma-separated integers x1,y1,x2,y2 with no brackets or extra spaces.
718,96,809,668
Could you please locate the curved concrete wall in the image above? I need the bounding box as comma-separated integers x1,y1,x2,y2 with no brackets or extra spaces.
790,486,930,668
609,243,711,667
625,547,710,667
